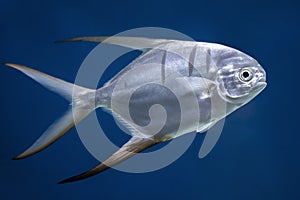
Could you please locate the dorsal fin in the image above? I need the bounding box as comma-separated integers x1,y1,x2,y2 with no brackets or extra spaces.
57,36,176,50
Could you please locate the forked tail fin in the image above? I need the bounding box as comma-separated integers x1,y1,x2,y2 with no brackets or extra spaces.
5,63,96,159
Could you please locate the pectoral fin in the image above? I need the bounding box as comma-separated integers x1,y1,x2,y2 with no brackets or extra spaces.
57,36,174,50
58,137,159,184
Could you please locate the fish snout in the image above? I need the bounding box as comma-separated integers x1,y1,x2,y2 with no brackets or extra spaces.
257,65,267,83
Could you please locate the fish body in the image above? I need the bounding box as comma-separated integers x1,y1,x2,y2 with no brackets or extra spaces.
96,40,265,139
5,36,267,183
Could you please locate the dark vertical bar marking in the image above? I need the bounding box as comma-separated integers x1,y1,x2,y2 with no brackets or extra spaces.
206,48,211,73
188,45,198,76
161,50,167,84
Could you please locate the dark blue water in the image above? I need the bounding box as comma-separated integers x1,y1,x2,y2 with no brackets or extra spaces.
1,0,299,199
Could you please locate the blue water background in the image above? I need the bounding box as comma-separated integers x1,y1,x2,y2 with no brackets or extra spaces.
0,0,299,199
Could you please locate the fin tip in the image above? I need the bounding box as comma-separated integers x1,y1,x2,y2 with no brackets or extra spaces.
54,39,68,43
58,177,76,184
57,180,67,184
12,155,24,160
12,153,27,160
55,38,81,43
3,63,24,70
4,62,14,67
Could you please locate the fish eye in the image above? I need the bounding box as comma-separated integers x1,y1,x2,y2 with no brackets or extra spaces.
239,68,253,82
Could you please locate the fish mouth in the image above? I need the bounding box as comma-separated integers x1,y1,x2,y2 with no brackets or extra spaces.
246,76,267,100
255,70,267,88
253,80,267,94
257,67,267,84
257,77,267,88
258,76,267,83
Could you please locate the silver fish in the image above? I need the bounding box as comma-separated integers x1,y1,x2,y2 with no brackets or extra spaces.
5,36,267,183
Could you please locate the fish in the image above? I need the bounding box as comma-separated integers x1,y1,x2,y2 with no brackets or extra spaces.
5,36,267,184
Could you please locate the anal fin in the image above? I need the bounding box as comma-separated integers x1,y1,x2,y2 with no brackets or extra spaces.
58,137,159,184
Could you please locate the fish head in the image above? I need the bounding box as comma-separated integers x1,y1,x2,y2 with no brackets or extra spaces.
213,47,267,104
